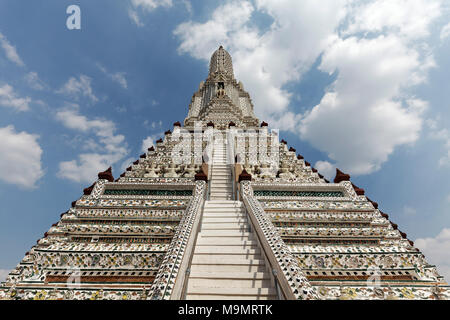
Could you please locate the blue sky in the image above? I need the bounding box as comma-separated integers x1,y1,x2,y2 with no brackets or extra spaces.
0,0,450,281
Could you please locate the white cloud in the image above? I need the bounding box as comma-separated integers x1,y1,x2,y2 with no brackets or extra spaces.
0,269,10,282
345,0,441,40
24,72,46,90
441,22,450,41
0,84,31,111
58,153,123,184
97,64,128,89
299,35,427,174
426,119,450,167
141,134,160,153
57,75,98,102
0,32,24,67
128,9,144,27
120,157,135,173
174,0,443,176
131,0,173,11
129,0,173,26
55,107,128,183
0,125,44,188
315,160,335,180
403,205,417,216
416,228,450,283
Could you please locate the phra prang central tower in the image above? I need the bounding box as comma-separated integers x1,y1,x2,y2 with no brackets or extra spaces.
1,46,448,300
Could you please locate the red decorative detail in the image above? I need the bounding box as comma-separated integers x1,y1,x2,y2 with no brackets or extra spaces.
83,183,95,195
391,222,398,230
334,168,350,183
239,169,252,182
207,121,214,127
228,121,236,128
148,146,155,152
120,173,125,177
25,252,29,256
133,160,139,165
71,201,77,208
351,183,365,196
173,121,181,127
400,231,407,239
126,166,132,171
380,212,389,219
194,171,207,181
165,130,171,135
318,174,324,179
297,154,304,160
260,121,268,127
408,240,414,246
289,147,296,152
140,153,146,159
312,168,318,173
52,223,58,227
281,139,287,144
98,167,114,182
324,179,330,183
305,161,311,167
44,232,48,238
156,138,163,144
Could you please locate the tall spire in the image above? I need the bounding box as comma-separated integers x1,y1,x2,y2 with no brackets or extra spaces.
208,45,234,79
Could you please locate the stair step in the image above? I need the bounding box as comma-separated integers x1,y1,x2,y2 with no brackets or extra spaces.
192,248,262,263
205,202,242,206
190,271,268,279
200,230,251,237
196,238,257,246
186,286,276,296
186,294,275,300
203,214,247,219
191,264,268,273
203,218,248,223
201,224,249,230
194,247,260,254
188,278,273,289
210,185,233,189
203,210,245,214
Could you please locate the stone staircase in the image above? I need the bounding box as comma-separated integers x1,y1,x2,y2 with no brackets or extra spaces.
185,140,277,300
209,141,232,200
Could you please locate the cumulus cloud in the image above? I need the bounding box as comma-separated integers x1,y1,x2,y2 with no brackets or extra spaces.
345,0,441,40
0,84,31,111
0,269,10,282
299,36,427,174
97,64,128,89
55,107,128,183
131,0,172,11
403,205,417,216
141,133,162,153
426,119,450,167
0,32,24,67
129,0,173,26
57,75,98,103
174,0,443,176
0,125,44,188
24,72,46,90
441,22,450,41
315,160,335,180
415,228,450,283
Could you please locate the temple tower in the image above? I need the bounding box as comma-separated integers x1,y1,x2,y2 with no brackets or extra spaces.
0,47,448,300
